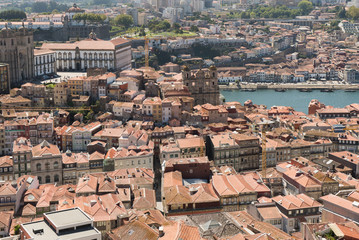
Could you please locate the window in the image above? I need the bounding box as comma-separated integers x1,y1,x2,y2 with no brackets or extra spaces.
45,175,50,183
54,175,59,182
54,161,59,169
36,163,41,171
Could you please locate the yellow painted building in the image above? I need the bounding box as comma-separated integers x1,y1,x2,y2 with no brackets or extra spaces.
142,97,162,122
67,76,84,96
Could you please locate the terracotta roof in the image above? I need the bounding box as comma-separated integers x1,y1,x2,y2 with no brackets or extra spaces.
133,188,156,210
0,211,12,229
108,220,159,240
22,203,36,216
160,221,204,240
163,171,183,190
42,37,129,51
32,140,60,157
0,156,12,167
257,206,282,220
228,211,292,240
272,194,322,210
76,175,98,194
97,175,116,193
321,194,359,215
177,137,204,149
0,183,16,195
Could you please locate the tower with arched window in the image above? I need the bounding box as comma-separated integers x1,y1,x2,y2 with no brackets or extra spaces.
182,65,220,106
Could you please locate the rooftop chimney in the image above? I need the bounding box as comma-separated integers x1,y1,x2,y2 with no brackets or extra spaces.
159,226,164,237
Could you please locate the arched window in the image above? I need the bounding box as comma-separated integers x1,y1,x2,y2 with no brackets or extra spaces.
45,162,50,170
54,161,58,169
68,52,72,60
84,53,87,60
45,175,50,183
109,53,113,60
54,175,59,182
104,53,107,60
38,176,42,184
94,53,97,60
99,53,102,60
36,163,41,171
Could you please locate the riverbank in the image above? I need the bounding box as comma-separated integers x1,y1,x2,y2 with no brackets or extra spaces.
221,89,359,113
219,82,359,91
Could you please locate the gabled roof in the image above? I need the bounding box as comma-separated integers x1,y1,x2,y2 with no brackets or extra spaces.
32,140,60,157
0,183,16,196
109,220,159,240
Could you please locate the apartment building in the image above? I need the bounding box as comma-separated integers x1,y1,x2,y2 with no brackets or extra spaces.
30,140,62,184
206,133,260,172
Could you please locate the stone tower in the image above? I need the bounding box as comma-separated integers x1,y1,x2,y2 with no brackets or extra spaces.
182,65,220,106
0,25,34,87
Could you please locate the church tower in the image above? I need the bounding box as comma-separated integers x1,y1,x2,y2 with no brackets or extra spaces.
182,65,220,106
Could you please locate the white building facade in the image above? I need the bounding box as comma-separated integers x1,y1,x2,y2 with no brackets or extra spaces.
40,33,131,72
34,49,57,78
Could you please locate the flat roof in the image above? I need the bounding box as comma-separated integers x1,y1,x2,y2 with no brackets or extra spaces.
44,208,92,230
22,220,100,240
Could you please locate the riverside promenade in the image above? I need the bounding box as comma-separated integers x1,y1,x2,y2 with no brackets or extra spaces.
219,82,359,90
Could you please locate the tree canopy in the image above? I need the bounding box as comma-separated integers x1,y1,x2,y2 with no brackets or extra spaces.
113,14,133,29
298,0,314,15
190,25,199,32
73,13,106,22
31,1,68,13
348,6,359,20
92,0,112,5
148,19,171,32
239,5,301,19
0,10,26,20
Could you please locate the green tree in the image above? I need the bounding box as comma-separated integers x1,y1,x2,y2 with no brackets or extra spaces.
85,110,94,121
338,7,346,18
0,10,26,20
190,25,199,32
92,0,111,5
348,6,359,20
172,23,181,30
32,2,48,12
114,14,133,29
298,0,314,15
14,225,20,235
31,1,68,13
148,19,171,32
73,13,106,22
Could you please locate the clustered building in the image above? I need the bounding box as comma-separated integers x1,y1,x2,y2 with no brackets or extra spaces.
2,1,359,239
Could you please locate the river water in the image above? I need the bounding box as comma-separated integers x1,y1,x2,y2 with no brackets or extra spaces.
221,89,359,113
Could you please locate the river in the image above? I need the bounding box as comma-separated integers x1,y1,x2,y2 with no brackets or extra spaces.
221,89,359,113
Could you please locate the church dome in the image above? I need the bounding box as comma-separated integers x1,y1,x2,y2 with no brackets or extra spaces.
1,26,12,33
